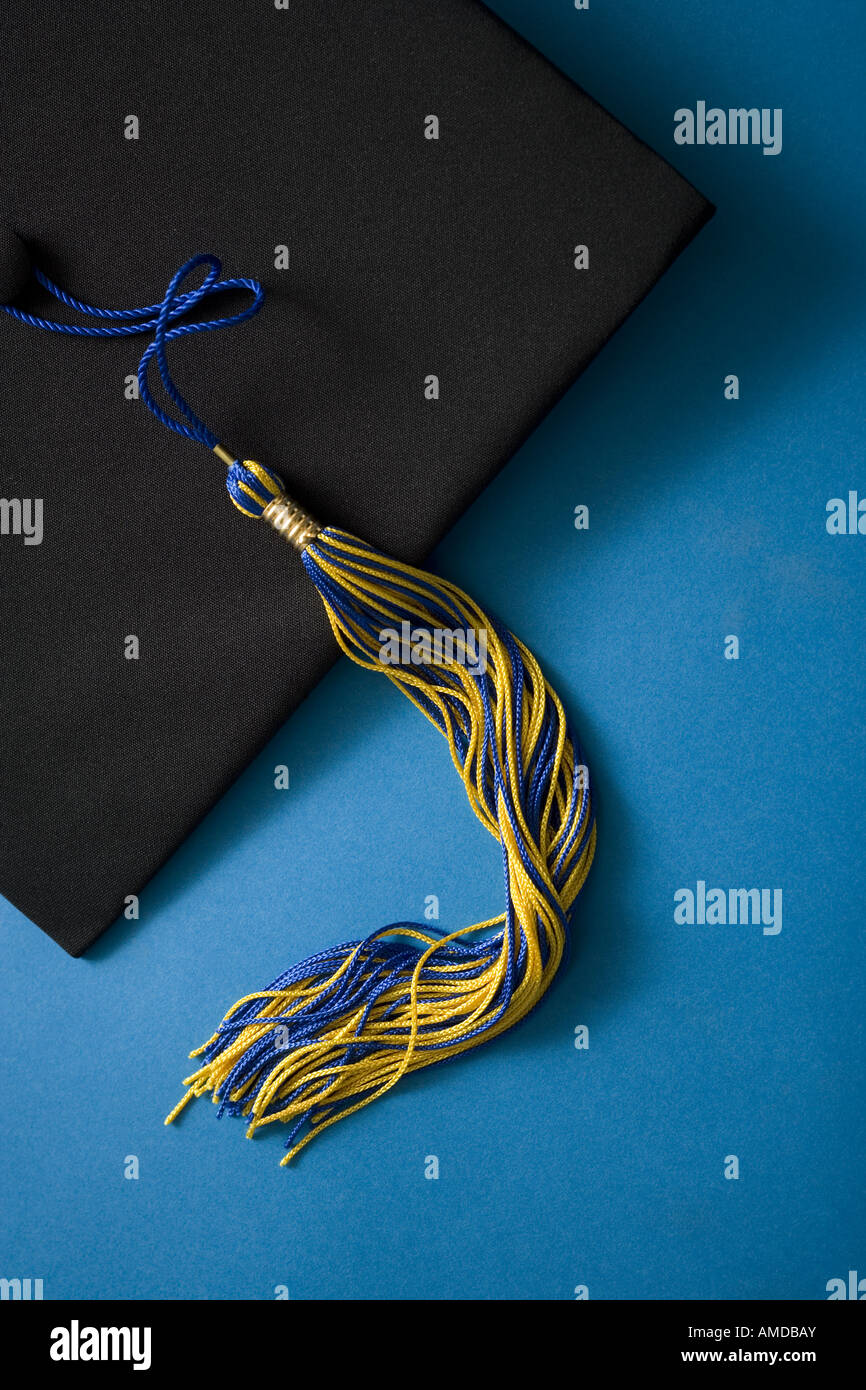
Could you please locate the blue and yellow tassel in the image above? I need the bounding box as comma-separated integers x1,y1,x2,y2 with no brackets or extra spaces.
1,245,596,1165
165,465,596,1162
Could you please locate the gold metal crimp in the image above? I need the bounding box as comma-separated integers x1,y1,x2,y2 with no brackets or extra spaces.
212,443,236,468
262,493,321,552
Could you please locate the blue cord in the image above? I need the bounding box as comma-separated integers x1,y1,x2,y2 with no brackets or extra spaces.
0,253,264,450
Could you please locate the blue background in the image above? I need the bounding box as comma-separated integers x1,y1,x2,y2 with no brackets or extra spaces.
2,0,864,1301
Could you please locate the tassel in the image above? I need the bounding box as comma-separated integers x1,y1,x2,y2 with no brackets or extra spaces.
0,244,596,1164
165,465,596,1163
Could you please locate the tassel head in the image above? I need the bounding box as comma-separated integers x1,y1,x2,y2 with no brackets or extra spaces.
225,459,285,518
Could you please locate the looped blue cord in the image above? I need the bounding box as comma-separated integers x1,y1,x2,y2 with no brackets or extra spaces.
0,253,264,449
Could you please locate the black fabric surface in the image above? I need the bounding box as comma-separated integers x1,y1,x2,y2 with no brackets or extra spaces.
0,0,712,956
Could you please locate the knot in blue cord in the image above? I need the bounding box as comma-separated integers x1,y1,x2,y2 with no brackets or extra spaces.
135,254,264,451
1,251,264,463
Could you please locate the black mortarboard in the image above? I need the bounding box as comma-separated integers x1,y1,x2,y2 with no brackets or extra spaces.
0,0,712,956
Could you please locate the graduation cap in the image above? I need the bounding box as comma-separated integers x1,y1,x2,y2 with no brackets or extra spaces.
0,0,712,1161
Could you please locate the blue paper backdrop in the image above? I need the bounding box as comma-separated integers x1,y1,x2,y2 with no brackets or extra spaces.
2,0,864,1300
